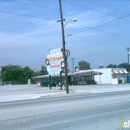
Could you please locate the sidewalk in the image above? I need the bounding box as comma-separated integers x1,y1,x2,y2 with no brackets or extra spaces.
0,84,130,102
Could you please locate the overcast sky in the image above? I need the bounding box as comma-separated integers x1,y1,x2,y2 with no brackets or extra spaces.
0,0,130,69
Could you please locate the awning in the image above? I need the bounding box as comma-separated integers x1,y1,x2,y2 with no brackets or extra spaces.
123,70,129,74
112,70,129,74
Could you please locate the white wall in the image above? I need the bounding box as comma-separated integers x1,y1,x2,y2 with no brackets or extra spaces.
93,68,112,84
112,78,118,84
112,68,128,83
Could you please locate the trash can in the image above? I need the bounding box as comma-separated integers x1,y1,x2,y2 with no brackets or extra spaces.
118,79,122,84
127,76,130,83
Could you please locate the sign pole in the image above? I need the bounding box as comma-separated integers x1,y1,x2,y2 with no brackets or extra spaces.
60,71,63,90
49,75,51,90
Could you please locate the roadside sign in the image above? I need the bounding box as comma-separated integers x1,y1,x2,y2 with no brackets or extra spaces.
45,48,64,75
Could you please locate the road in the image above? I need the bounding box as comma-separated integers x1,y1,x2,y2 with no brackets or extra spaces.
0,91,130,130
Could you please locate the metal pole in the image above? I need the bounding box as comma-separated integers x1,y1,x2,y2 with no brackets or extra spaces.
126,47,130,71
60,71,63,90
128,51,129,71
49,75,51,90
128,50,129,65
59,0,69,93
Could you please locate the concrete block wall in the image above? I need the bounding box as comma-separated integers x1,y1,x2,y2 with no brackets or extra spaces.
93,68,112,84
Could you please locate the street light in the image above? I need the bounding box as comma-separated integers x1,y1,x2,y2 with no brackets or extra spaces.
58,0,77,94
57,18,77,27
63,18,77,27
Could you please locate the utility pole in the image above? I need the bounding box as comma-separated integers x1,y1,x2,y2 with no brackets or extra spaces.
71,58,75,72
126,47,130,71
58,0,69,93
126,47,130,65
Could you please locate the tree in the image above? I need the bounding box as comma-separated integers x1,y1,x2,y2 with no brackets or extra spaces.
118,62,130,71
1,65,35,84
34,65,48,76
23,66,35,82
1,65,23,82
118,63,127,68
106,62,130,71
106,64,117,68
78,60,91,70
39,65,48,75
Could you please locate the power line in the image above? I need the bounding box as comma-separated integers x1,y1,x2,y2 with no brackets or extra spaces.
63,0,130,39
96,0,130,14
63,0,116,18
0,10,54,20
69,22,130,40
86,0,130,15
2,0,69,22
1,10,130,40
5,0,59,11
64,0,130,25
7,0,69,20
67,15,130,39
85,0,130,23
1,1,130,40
80,12,130,28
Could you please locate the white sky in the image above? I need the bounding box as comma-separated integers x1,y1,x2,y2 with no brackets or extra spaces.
0,0,130,69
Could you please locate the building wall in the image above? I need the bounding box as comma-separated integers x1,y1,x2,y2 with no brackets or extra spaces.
93,68,128,84
0,67,2,85
111,68,128,83
93,68,112,84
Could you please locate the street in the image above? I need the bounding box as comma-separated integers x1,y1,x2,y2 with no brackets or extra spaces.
0,91,130,130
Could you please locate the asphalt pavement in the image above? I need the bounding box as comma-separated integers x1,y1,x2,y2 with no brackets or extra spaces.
0,91,130,130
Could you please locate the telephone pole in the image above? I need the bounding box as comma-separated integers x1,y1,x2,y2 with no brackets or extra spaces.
126,47,130,65
58,0,69,93
58,0,77,93
126,47,130,71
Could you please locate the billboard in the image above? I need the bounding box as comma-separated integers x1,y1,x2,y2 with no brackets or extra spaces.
45,48,70,75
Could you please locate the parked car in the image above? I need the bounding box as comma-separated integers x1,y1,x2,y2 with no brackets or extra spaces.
58,81,66,86
86,80,97,84
40,79,57,87
77,81,87,85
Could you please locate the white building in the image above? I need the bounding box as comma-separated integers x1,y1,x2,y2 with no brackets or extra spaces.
0,67,2,85
93,68,129,84
33,67,129,85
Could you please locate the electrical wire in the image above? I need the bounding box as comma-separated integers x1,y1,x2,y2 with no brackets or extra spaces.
1,0,130,40
3,0,69,23
67,22,130,39
64,0,130,23
96,0,130,14
63,0,130,39
5,0,59,11
63,0,116,18
0,10,55,20
68,14,130,39
1,10,130,40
